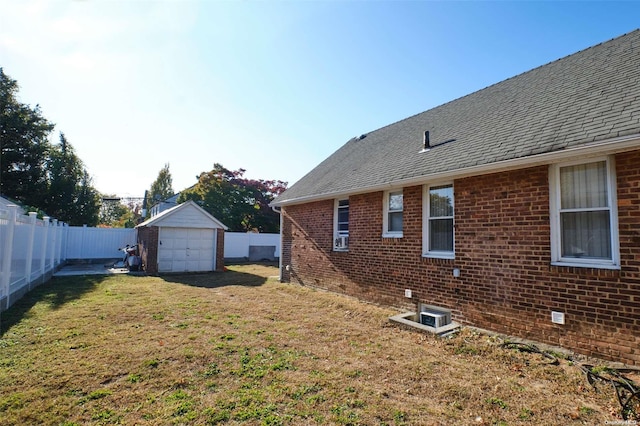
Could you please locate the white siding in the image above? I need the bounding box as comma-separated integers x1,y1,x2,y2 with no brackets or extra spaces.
152,204,222,229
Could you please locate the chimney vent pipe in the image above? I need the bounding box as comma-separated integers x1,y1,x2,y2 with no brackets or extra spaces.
423,131,430,150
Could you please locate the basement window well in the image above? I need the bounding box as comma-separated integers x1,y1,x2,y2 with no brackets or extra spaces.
389,304,459,336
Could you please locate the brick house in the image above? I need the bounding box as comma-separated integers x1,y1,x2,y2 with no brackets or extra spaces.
271,30,640,365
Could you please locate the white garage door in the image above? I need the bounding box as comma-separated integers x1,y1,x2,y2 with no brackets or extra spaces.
158,227,216,273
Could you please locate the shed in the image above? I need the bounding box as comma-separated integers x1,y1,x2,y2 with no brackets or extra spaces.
136,200,228,274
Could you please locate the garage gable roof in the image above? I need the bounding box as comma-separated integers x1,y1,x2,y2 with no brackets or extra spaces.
272,29,640,207
136,200,228,230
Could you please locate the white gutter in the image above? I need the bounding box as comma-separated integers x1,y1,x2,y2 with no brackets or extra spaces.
272,133,640,207
271,205,283,281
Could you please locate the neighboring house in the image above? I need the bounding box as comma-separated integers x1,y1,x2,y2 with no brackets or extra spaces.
271,30,640,365
150,193,181,217
136,200,227,274
0,196,26,214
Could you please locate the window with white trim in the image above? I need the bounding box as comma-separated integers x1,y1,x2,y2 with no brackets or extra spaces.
424,184,454,258
549,157,619,268
333,199,349,250
383,190,403,237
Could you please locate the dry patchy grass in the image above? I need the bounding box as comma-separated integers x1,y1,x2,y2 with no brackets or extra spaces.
0,263,625,425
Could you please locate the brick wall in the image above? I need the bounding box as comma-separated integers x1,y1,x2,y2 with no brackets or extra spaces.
137,226,159,275
281,151,640,365
216,228,225,272
137,226,226,274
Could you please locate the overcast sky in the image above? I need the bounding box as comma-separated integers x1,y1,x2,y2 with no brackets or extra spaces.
1,1,639,198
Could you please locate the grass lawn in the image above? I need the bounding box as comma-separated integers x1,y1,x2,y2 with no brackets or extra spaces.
0,263,625,425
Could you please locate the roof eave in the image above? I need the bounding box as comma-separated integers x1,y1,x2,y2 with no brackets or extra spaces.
136,200,229,230
271,133,640,207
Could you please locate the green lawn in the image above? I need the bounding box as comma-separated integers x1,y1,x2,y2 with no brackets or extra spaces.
0,264,621,425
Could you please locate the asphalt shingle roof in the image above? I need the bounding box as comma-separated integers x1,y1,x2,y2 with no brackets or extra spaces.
273,30,640,206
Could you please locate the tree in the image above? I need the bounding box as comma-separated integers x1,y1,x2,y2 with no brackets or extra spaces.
44,133,83,216
99,196,129,227
0,70,101,225
99,196,140,228
178,163,287,232
43,133,100,226
115,200,140,228
144,163,174,219
146,163,174,210
73,170,101,226
0,68,54,206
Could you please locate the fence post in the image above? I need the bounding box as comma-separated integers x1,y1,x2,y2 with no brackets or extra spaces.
64,223,69,262
1,206,18,310
55,222,64,266
81,224,87,261
61,223,69,261
25,212,37,291
50,219,58,270
40,216,50,282
53,221,59,267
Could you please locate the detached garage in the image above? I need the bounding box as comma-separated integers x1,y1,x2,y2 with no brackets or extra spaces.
136,201,228,275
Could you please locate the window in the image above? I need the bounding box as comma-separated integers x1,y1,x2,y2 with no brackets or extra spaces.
334,199,349,250
424,184,454,258
383,190,403,237
550,158,619,268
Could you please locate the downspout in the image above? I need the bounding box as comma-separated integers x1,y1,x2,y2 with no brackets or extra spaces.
271,205,283,282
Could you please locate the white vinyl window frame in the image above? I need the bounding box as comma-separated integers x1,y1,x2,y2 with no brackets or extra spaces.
423,183,455,259
382,189,403,238
333,198,349,251
549,156,620,269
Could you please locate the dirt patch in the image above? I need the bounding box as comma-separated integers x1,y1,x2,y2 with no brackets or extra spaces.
0,264,630,425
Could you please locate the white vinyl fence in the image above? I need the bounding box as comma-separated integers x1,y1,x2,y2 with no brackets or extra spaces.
1,204,281,312
0,206,66,311
0,208,136,312
224,232,280,261
63,229,278,261
65,226,136,260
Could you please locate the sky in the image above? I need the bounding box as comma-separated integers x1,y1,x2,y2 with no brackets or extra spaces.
1,1,639,199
